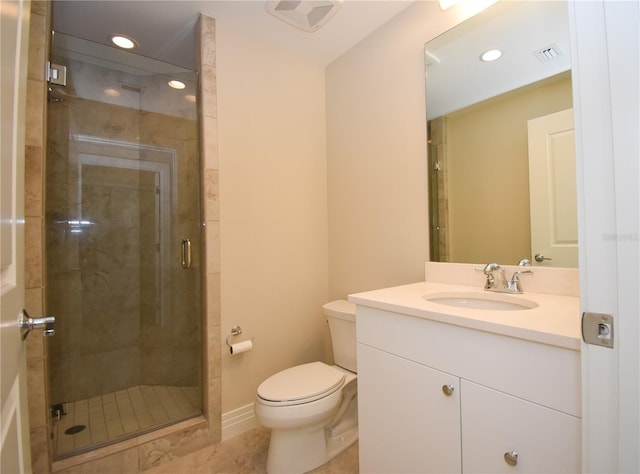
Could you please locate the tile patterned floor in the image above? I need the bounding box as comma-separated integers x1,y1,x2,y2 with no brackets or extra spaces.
142,426,359,474
53,385,201,458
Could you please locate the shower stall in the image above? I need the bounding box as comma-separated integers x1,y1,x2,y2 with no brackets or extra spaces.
46,31,203,459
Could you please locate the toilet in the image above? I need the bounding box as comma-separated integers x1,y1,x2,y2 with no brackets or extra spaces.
254,300,358,474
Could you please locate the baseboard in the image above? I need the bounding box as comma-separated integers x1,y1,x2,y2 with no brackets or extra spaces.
221,403,258,441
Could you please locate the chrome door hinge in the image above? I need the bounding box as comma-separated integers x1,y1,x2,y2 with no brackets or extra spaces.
47,61,67,86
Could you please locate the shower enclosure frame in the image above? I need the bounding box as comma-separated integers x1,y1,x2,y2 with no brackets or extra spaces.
73,134,177,329
23,5,221,471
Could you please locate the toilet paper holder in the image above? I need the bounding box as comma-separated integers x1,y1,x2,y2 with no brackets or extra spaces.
226,325,251,347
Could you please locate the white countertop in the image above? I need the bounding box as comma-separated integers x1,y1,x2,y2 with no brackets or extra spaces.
349,281,581,351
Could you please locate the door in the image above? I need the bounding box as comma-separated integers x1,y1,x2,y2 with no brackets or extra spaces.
45,32,202,458
1,0,32,472
527,108,578,267
570,1,639,471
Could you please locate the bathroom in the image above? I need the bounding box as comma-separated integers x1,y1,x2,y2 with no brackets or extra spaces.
3,0,637,473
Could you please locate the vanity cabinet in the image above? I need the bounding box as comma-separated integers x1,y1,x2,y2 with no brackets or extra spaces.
356,306,581,473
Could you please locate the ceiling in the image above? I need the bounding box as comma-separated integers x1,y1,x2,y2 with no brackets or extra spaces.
425,0,571,119
52,0,416,69
52,0,572,119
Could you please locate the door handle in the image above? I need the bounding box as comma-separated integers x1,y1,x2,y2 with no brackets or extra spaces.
534,253,552,262
18,309,55,340
181,238,192,269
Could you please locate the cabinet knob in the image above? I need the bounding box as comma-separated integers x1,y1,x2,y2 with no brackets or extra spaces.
504,451,518,466
441,384,455,396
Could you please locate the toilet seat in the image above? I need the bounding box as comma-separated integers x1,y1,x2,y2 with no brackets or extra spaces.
257,362,345,406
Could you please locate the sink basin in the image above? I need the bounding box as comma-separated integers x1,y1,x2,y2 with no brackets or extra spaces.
422,291,538,311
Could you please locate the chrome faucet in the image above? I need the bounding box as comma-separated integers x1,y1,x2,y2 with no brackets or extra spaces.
481,262,533,294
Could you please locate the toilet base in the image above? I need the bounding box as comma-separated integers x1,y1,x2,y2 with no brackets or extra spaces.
326,396,358,461
266,424,326,474
265,390,358,474
265,423,358,474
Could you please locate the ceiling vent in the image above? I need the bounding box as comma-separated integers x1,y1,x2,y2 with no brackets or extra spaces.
265,0,343,32
533,44,563,63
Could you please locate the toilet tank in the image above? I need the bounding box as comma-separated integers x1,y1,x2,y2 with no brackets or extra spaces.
323,300,357,373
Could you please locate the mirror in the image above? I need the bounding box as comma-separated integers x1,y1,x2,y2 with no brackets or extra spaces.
426,1,577,267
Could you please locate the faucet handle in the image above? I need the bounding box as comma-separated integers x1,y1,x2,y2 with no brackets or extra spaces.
518,258,532,266
479,263,505,291
509,268,533,293
474,263,501,273
512,269,533,278
482,262,502,275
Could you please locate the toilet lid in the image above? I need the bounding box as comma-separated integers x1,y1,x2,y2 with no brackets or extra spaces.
257,362,345,403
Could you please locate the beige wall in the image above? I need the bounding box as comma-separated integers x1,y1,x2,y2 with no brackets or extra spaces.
325,1,489,299
446,73,573,264
213,0,501,415
215,24,331,412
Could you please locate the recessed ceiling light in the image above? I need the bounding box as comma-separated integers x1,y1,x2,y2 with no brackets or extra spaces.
110,35,138,50
104,88,120,97
480,49,502,62
168,80,186,90
184,94,196,103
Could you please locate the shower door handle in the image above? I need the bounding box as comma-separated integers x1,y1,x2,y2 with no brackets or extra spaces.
18,309,55,340
181,238,192,269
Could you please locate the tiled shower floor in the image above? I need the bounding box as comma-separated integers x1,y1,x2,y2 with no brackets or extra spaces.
53,385,201,458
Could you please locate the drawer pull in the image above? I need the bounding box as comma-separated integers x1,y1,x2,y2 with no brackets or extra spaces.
504,451,518,466
441,384,454,396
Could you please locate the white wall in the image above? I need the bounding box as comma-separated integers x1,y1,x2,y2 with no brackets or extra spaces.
325,1,494,300
216,23,332,412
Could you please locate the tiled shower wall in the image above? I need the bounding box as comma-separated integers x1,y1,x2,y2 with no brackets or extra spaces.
46,96,202,403
24,5,221,472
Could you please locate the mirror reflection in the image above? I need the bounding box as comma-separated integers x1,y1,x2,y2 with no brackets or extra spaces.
426,1,577,267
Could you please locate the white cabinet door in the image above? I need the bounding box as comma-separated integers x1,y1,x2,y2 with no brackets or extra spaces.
357,343,461,473
461,380,581,473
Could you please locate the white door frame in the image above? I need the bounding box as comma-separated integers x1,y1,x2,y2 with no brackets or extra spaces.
570,1,639,472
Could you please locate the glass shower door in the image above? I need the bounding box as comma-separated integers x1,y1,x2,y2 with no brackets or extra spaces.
46,32,202,458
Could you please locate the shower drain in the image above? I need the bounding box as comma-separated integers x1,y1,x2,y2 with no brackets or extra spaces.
64,425,86,435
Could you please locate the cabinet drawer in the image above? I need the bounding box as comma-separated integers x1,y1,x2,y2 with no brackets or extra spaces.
356,306,581,416
461,380,581,473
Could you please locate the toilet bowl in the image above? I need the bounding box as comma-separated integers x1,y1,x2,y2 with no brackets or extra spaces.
254,300,357,474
